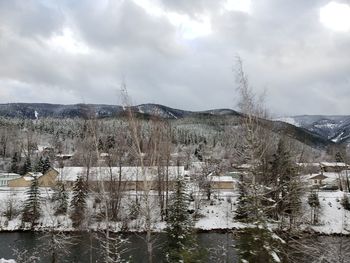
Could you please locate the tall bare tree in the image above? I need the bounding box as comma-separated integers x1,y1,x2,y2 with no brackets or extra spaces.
121,84,162,263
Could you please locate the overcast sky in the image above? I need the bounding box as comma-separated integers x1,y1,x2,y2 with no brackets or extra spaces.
0,0,349,116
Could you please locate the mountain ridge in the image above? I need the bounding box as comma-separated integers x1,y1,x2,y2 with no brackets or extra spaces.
276,115,350,145
0,102,241,120
0,103,343,149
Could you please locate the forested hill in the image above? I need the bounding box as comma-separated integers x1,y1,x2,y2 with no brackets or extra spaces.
0,103,241,120
0,103,338,149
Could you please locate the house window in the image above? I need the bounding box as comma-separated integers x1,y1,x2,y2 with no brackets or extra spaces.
315,180,318,184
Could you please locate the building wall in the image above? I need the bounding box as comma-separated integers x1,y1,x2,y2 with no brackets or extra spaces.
0,174,21,187
8,169,59,188
38,169,58,187
64,180,177,191
8,178,31,187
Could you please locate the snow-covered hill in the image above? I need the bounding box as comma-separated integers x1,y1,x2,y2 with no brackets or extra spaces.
0,103,241,120
276,115,350,144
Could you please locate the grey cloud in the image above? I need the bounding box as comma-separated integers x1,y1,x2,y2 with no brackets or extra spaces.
0,0,349,115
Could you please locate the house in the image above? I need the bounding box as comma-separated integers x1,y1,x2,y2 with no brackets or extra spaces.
320,162,348,173
309,174,328,186
57,166,185,191
8,168,58,188
0,173,21,187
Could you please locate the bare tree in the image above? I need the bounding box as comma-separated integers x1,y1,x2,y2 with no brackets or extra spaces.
121,84,162,263
233,56,273,223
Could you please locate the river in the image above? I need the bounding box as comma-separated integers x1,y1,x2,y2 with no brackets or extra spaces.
0,232,349,262
0,232,237,262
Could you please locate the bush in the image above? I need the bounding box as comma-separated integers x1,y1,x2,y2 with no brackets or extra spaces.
3,195,20,221
341,194,350,211
128,201,140,220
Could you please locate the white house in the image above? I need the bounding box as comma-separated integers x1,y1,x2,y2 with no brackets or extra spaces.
57,166,186,190
0,173,21,187
308,174,328,186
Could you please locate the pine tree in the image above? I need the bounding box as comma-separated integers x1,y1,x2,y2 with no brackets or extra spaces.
52,182,69,216
33,157,44,173
268,139,301,226
165,178,203,262
234,173,249,221
10,152,19,173
22,176,41,228
42,157,51,174
20,156,32,175
70,176,88,228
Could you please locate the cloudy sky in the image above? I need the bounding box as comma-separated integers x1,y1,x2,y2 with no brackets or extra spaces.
0,0,349,116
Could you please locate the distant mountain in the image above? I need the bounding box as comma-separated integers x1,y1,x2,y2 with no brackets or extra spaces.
276,115,350,144
0,103,122,119
0,103,241,120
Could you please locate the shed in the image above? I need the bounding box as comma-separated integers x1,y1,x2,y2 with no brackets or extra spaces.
210,175,237,190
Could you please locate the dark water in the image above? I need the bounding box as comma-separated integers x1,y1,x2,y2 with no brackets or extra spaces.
1,232,349,262
0,232,237,262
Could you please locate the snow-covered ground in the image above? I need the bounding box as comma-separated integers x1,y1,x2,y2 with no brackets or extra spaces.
0,187,349,235
274,117,300,127
302,190,350,234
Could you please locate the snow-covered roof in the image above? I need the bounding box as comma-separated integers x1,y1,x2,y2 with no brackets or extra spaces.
0,173,20,177
27,172,43,178
23,176,34,181
235,164,253,169
57,166,185,182
309,174,328,180
211,176,237,182
320,162,348,167
297,162,320,167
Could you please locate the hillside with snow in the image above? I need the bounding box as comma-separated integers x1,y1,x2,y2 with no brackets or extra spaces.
276,115,350,144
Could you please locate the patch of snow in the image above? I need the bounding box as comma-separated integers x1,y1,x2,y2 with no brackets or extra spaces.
138,106,144,114
34,110,39,119
211,176,237,182
274,117,300,127
271,233,286,244
167,111,178,119
332,132,345,142
270,251,281,263
314,123,337,129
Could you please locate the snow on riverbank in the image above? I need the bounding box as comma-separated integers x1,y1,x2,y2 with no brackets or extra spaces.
0,187,349,235
0,259,15,263
307,190,350,234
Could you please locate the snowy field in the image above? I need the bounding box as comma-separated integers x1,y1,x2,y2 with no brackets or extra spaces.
302,190,350,234
0,187,348,235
